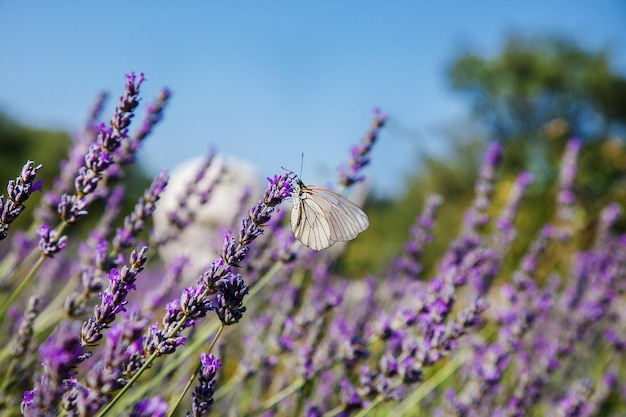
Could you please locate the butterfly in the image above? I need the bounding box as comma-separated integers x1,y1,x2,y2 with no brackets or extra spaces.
290,178,369,251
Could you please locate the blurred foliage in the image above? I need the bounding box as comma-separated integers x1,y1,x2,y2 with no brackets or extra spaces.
345,34,626,277
0,113,71,231
0,111,152,237
448,33,626,144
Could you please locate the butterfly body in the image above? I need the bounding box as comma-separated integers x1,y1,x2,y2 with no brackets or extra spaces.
290,179,369,251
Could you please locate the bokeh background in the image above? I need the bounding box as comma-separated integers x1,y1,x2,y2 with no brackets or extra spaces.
1,1,625,273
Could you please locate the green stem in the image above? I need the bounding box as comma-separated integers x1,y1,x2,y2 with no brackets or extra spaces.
392,350,470,416
353,396,384,417
167,323,224,417
246,378,306,417
0,360,17,394
0,221,67,322
246,355,346,416
120,260,287,408
97,351,160,417
0,255,45,321
100,236,301,413
0,274,75,366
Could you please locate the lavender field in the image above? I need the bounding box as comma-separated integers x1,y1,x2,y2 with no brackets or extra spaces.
0,69,624,417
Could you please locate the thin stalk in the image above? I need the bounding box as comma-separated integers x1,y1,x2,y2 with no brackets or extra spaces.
0,255,45,320
167,323,224,417
0,221,67,321
353,396,384,417
97,351,160,417
392,350,470,416
120,260,288,408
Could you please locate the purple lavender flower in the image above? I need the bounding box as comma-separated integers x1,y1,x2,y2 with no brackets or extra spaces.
78,315,150,410
553,379,594,417
594,202,622,247
465,141,504,231
338,108,388,187
35,93,107,225
145,174,293,356
440,143,504,277
94,186,127,243
117,87,172,166
156,150,220,245
391,194,443,281
81,247,148,345
64,179,156,318
37,223,68,257
0,160,43,240
57,72,144,224
556,137,582,239
214,273,249,325
605,329,625,351
130,396,169,417
144,322,187,356
112,170,169,253
558,138,582,206
191,353,221,416
494,171,533,249
23,322,85,415
340,379,364,411
12,296,39,358
7,68,626,417
144,256,189,311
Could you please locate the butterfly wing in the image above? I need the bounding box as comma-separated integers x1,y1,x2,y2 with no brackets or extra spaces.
291,183,369,250
291,187,333,251
306,186,369,242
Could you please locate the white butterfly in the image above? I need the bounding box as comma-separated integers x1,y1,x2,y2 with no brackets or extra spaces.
290,178,369,251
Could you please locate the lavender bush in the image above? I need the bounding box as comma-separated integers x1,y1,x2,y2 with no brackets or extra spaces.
0,73,624,417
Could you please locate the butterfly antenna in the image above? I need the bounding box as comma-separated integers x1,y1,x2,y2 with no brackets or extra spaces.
299,152,304,178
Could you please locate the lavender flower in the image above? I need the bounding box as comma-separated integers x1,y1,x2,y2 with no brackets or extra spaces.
391,194,443,281
191,353,221,416
338,108,388,187
22,322,85,415
0,160,42,241
118,87,172,166
553,379,594,417
81,247,148,346
37,223,68,257
556,137,582,239
112,170,168,253
441,142,504,275
12,296,39,358
4,71,626,417
466,141,504,231
494,171,533,249
57,72,144,224
144,173,293,358
214,272,249,325
143,255,189,311
130,396,169,417
64,175,165,319
170,150,219,230
36,92,107,225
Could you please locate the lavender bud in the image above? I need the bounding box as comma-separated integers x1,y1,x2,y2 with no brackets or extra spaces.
214,273,249,325
37,224,67,257
0,160,42,240
130,397,169,417
192,353,221,416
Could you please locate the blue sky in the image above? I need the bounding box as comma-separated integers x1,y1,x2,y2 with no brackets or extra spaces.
1,1,624,196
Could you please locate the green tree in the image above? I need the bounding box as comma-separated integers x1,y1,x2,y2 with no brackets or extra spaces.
448,34,626,143
445,33,626,216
